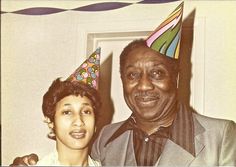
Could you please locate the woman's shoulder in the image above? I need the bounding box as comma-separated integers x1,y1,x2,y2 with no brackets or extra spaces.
37,151,60,166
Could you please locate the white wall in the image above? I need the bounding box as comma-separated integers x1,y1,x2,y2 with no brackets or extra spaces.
2,1,236,165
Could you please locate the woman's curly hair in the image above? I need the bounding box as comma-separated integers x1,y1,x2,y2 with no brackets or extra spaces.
42,78,101,122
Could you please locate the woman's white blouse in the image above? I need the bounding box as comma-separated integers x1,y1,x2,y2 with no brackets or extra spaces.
37,150,100,166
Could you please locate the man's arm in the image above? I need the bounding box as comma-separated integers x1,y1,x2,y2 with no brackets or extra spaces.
10,153,39,166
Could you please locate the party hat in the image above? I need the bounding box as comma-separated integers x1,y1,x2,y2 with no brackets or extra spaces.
67,47,101,90
146,2,184,59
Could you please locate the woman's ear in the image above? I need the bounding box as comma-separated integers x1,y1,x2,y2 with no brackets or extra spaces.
44,116,56,140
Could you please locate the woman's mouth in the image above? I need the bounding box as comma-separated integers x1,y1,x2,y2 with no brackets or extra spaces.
69,129,86,139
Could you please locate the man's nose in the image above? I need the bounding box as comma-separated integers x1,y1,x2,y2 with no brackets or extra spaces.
73,114,85,127
137,74,154,91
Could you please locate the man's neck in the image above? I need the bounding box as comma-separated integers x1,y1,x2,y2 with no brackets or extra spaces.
135,114,175,135
134,104,178,135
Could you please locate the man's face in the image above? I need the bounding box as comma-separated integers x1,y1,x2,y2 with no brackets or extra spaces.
121,46,178,122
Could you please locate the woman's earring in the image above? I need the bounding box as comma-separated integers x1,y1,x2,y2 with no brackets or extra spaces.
48,127,56,140
44,117,56,140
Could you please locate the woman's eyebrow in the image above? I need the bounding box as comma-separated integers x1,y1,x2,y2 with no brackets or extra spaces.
81,103,90,106
63,103,91,106
63,103,71,106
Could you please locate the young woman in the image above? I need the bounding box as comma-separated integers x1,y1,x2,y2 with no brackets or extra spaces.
37,78,101,166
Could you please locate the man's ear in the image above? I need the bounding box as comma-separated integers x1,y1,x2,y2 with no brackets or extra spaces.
44,117,54,129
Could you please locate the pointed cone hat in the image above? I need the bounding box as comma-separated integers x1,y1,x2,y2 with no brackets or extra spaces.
67,47,101,90
146,2,184,59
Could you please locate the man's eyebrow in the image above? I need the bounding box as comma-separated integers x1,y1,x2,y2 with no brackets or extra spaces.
125,65,135,69
153,63,164,66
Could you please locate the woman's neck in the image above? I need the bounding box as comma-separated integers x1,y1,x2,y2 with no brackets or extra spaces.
56,142,89,166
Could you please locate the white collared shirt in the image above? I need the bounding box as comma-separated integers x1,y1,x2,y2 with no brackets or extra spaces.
37,150,100,166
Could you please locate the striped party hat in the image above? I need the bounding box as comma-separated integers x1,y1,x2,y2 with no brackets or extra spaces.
146,2,184,59
67,47,101,90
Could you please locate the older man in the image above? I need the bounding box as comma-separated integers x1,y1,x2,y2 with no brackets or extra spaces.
91,39,236,166
90,2,236,166
11,2,236,166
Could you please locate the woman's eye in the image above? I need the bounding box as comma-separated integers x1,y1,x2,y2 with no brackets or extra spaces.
82,110,92,115
62,110,72,115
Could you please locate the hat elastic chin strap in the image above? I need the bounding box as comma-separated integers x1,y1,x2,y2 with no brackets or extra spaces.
176,73,180,89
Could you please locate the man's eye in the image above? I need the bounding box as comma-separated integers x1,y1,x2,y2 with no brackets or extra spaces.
150,70,165,79
62,110,72,115
127,72,140,80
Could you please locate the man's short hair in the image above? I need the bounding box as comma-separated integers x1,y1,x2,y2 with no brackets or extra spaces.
119,39,179,78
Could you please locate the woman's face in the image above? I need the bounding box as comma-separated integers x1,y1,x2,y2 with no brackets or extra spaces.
52,95,95,151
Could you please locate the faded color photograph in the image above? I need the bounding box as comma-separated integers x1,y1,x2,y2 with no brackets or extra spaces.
1,0,236,166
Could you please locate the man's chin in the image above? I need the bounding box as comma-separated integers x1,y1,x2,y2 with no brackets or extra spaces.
135,110,161,122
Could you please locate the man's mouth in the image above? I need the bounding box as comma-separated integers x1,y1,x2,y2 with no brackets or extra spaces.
135,96,159,107
69,129,86,139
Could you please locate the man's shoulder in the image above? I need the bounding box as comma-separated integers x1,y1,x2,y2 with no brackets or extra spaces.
101,121,127,134
94,120,128,149
193,112,236,131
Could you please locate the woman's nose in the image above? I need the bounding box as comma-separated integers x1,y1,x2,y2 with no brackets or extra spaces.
73,114,85,127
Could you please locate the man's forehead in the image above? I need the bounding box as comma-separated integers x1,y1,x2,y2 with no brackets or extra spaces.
124,58,172,70
127,48,173,64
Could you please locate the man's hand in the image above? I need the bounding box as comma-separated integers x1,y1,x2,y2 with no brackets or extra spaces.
10,153,39,166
